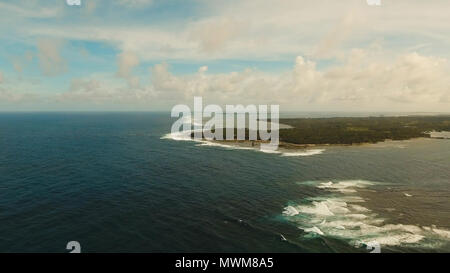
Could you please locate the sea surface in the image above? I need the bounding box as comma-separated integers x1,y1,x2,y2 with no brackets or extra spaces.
0,112,449,253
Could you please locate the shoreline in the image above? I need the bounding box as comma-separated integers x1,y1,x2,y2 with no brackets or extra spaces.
205,135,449,150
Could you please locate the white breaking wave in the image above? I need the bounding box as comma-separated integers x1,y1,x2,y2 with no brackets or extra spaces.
282,180,450,248
281,149,325,157
317,180,374,194
161,130,199,142
196,141,254,151
304,226,325,236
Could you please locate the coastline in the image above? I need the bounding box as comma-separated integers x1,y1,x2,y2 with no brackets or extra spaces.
203,136,448,150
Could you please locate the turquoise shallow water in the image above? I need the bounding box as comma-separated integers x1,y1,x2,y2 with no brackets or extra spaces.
0,113,449,252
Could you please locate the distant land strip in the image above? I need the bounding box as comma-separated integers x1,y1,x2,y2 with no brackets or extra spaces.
192,115,450,146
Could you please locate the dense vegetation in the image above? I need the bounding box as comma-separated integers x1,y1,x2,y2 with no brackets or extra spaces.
278,116,450,145
191,116,450,145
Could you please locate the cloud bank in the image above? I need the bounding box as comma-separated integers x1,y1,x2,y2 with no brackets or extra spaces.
0,0,449,111
47,49,450,111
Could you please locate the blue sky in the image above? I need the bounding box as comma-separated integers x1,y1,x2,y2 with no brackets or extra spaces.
0,0,450,111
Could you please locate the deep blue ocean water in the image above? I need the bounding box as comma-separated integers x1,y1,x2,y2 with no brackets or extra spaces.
0,113,449,253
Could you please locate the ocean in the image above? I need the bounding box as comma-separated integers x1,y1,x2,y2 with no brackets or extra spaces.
0,112,449,253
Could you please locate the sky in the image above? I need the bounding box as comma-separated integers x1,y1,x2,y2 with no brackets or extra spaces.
0,0,450,111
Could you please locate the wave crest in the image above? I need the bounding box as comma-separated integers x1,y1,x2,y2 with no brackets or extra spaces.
282,180,450,248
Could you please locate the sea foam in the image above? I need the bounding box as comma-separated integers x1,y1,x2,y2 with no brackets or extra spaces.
282,180,450,248
280,149,325,157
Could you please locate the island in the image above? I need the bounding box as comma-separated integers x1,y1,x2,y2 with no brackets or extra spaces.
191,115,450,146
278,115,450,145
